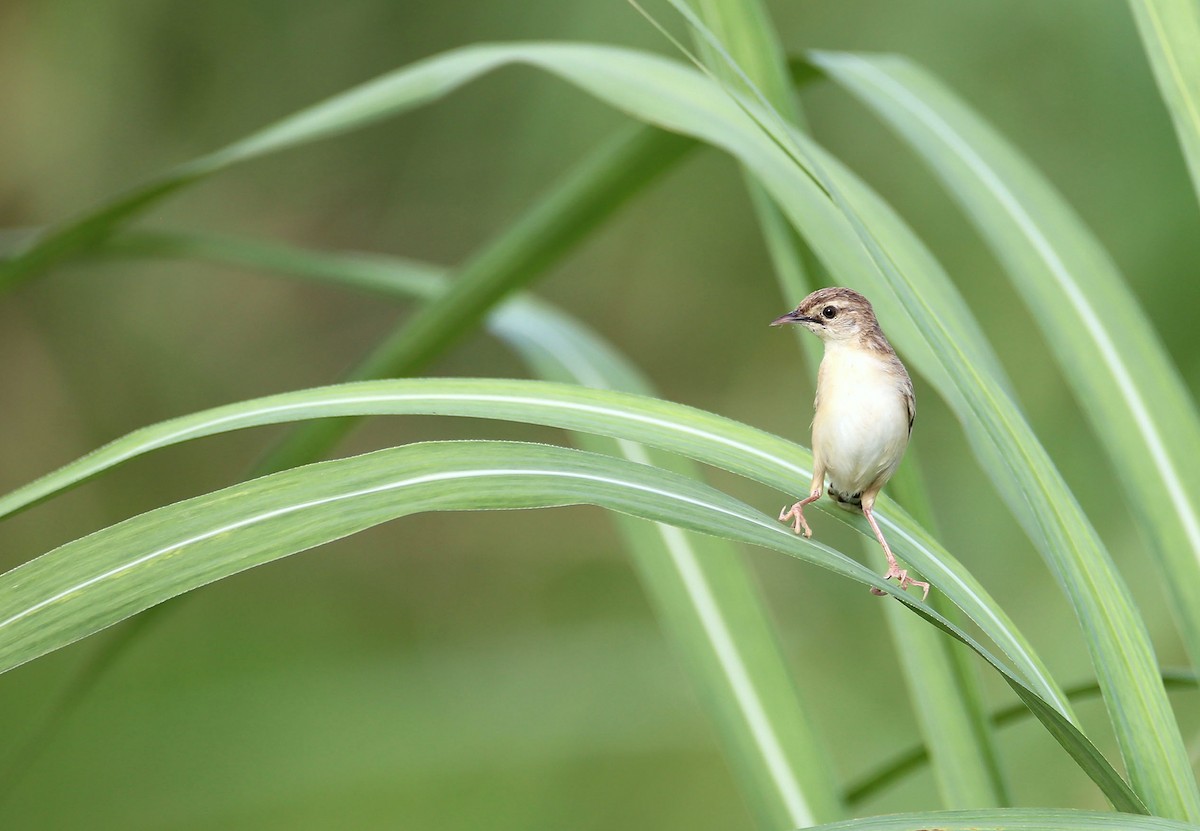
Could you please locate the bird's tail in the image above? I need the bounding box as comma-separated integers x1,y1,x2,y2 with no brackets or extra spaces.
827,487,862,511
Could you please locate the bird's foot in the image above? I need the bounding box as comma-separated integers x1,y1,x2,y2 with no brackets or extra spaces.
778,502,812,538
870,563,930,601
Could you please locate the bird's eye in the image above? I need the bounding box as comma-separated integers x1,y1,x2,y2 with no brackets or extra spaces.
822,305,837,320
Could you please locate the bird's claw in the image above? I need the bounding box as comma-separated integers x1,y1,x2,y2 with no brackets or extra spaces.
871,564,930,601
779,503,812,538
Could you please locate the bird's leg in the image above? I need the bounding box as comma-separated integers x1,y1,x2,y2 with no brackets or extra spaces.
779,464,825,538
779,492,820,537
861,493,929,601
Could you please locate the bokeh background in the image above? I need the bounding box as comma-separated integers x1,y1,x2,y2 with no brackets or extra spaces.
1,1,1199,828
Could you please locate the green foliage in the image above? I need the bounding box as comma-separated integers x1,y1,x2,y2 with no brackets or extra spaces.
1,2,1198,829
1127,0,1200,206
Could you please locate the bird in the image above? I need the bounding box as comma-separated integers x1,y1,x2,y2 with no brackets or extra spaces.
771,287,929,600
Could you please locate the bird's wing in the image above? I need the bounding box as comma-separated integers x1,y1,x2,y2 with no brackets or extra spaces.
903,373,915,435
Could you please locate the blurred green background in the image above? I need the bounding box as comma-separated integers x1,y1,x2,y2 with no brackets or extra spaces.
1,1,1199,828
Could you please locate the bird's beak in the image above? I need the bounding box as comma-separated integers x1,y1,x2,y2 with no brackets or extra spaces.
770,309,811,327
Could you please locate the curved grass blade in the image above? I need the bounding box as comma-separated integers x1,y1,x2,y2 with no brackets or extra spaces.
687,0,799,120
0,375,1070,722
101,230,449,300
0,49,693,291
1127,0,1200,207
802,809,1199,831
0,439,1145,812
845,668,1199,807
711,7,1000,811
794,89,1200,826
647,6,1195,814
812,49,1200,678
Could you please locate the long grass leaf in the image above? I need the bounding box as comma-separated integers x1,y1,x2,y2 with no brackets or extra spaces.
877,472,1007,808
689,0,798,119
0,439,1144,811
1127,0,1200,207
0,373,1069,722
0,49,694,290
649,7,1195,813
845,669,1198,806
812,49,1200,679
792,92,1199,825
474,243,841,824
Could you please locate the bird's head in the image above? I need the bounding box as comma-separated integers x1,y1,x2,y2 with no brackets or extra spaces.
770,287,879,344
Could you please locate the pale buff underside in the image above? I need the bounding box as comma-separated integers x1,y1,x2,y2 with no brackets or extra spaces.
813,342,912,500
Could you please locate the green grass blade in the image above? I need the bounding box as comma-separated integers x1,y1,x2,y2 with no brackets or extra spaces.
686,0,817,349
845,669,1198,806
792,104,1199,825
641,8,1192,812
686,0,1003,805
97,231,844,826
0,47,694,290
688,0,798,120
0,439,885,669
887,460,1008,806
802,809,1197,831
100,230,449,300
812,49,1200,679
598,508,839,828
878,572,1004,807
1127,0,1200,207
0,439,1145,811
0,373,1068,722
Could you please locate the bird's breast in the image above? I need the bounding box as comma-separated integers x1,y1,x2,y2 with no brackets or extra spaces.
812,347,910,498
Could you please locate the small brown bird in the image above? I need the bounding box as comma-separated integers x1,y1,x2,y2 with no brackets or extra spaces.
771,287,928,600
